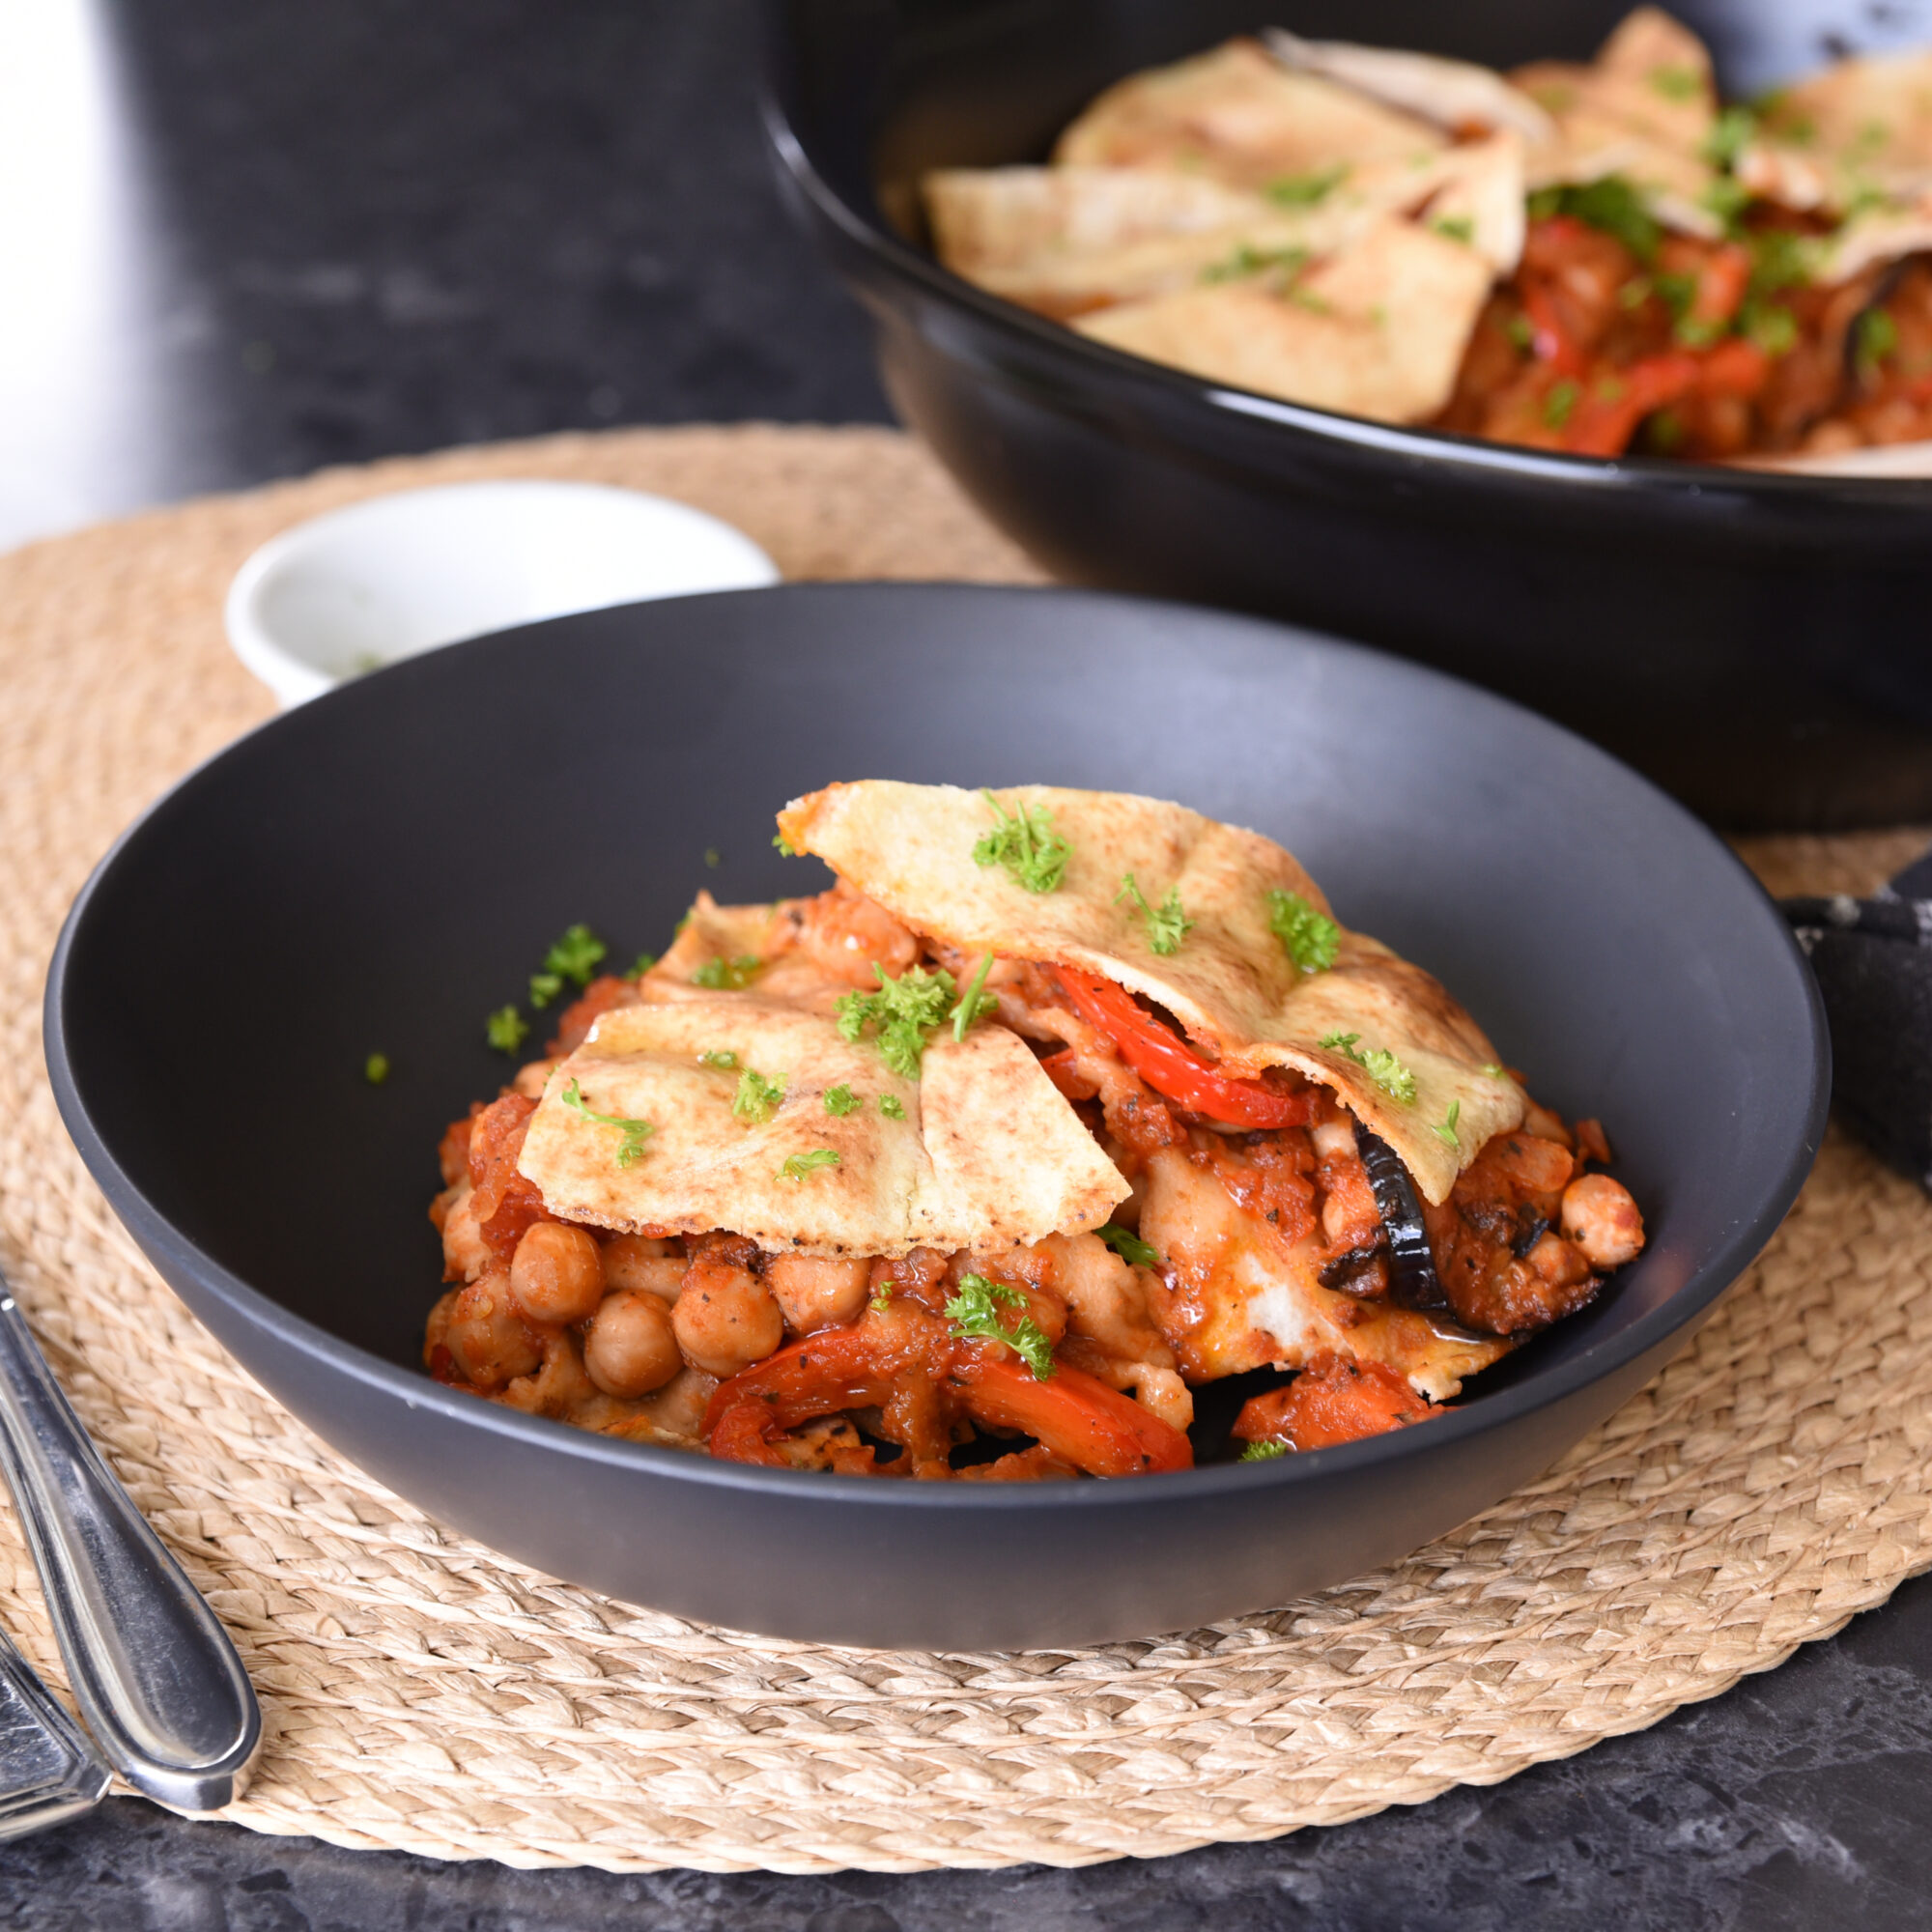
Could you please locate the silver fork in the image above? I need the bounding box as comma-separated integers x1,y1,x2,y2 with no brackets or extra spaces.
0,1281,260,1813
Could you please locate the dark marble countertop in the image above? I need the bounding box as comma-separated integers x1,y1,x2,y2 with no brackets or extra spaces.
0,4,1925,1926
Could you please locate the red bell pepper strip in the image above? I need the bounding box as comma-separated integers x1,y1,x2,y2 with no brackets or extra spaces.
952,1350,1193,1476
1054,967,1316,1129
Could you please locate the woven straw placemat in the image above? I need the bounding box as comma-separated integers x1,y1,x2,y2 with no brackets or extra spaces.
0,424,1928,1874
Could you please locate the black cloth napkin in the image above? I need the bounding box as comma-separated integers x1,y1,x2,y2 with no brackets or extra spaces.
1782,844,1932,1189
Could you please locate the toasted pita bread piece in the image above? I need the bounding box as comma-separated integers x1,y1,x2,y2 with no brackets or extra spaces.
1264,29,1556,146
518,996,1128,1259
777,781,1524,1205
1054,37,1445,190
1741,47,1932,214
1514,7,1721,233
1070,213,1493,421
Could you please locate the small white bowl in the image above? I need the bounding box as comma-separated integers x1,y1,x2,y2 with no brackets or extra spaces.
225,478,781,706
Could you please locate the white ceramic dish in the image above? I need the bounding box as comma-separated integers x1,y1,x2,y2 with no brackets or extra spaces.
224,479,780,706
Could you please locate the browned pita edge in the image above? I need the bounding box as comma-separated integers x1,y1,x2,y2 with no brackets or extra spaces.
778,781,1525,1205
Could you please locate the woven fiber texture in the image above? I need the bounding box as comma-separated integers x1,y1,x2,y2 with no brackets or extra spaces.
0,424,1928,1874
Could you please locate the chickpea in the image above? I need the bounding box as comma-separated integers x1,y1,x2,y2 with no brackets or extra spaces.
1560,1174,1646,1271
582,1290,683,1398
765,1253,871,1334
439,1186,492,1284
509,1222,606,1325
671,1253,784,1378
443,1272,542,1391
601,1235,688,1302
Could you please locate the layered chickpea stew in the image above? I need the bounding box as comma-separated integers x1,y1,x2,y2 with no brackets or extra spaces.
925,8,1932,462
426,783,1646,1479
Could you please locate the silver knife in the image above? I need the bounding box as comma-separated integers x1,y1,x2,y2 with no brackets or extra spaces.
0,1622,110,1839
0,1284,260,1809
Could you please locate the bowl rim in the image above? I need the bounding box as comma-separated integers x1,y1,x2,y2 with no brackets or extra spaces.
757,47,1932,502
43,581,1833,1515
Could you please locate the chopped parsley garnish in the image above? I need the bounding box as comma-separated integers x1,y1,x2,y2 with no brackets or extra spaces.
1266,162,1348,207
823,1084,860,1116
1429,213,1475,244
1433,1100,1462,1150
772,832,800,857
1481,1063,1510,1080
1505,311,1534,351
1674,313,1726,350
972,789,1070,895
1239,1439,1290,1463
879,1094,906,1121
1115,873,1193,955
1267,889,1339,973
836,963,958,1078
691,953,761,991
1649,62,1701,101
1617,274,1653,310
945,1273,1056,1380
777,1149,840,1181
1096,1223,1162,1269
1700,176,1752,230
1856,306,1898,380
699,1049,739,1069
732,1067,786,1123
1745,303,1798,355
869,1282,893,1312
951,952,999,1041
561,1078,654,1168
530,923,607,1008
1702,105,1757,169
363,1052,390,1086
1543,379,1580,429
1320,1032,1418,1105
486,1005,528,1054
631,952,657,978
1202,242,1310,286
703,846,722,869
1527,176,1661,263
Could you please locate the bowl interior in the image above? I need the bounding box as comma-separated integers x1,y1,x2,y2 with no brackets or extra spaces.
52,583,1822,1443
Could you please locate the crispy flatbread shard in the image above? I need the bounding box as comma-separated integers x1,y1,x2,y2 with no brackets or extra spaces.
1054,36,1446,190
1073,214,1494,422
1514,7,1720,231
778,781,1524,1204
516,997,1128,1258
1743,47,1932,214
1264,29,1556,147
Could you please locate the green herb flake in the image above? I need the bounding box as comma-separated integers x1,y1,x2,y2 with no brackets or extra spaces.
702,846,722,869
950,952,999,1041
732,1067,786,1123
1701,104,1757,168
1096,1223,1162,1269
869,1282,893,1312
1649,62,1701,101
773,832,800,857
777,1149,840,1181
1202,242,1310,286
1543,379,1580,429
363,1052,390,1086
1534,176,1662,262
691,953,762,991
561,1077,655,1168
1505,311,1535,351
945,1272,1056,1380
631,952,658,978
1433,1099,1462,1150
699,1048,739,1069
879,1094,906,1121
1266,889,1340,974
1674,313,1728,350
1429,213,1476,244
1746,302,1798,356
1617,274,1653,310
1265,162,1349,207
1239,1439,1290,1463
540,923,607,990
1115,873,1194,956
972,789,1070,895
486,1005,528,1055
1320,1031,1418,1105
1481,1063,1511,1081
528,971,563,1009
1856,305,1898,380
823,1084,860,1117
1654,270,1697,318
1700,175,1752,230
836,963,957,1078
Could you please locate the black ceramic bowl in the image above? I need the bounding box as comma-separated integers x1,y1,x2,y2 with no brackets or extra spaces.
765,0,1932,832
46,584,1824,1648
